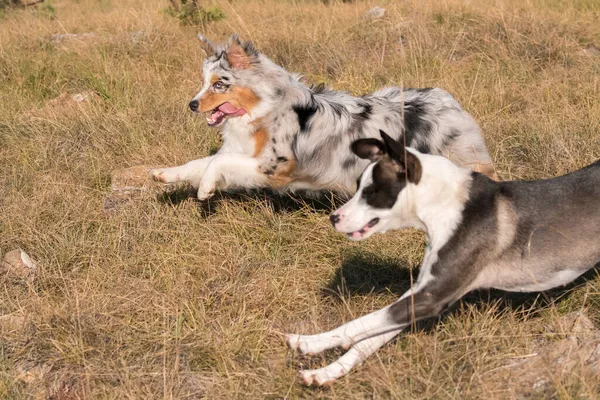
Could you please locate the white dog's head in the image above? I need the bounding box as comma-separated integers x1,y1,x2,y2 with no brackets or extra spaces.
330,130,423,240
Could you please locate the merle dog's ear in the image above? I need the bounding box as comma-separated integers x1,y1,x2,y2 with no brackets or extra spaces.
351,138,385,161
379,130,422,183
197,33,218,55
225,34,259,69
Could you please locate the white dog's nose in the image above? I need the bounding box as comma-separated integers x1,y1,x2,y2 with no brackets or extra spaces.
329,214,341,226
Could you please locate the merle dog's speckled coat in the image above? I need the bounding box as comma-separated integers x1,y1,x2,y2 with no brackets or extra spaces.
152,34,496,200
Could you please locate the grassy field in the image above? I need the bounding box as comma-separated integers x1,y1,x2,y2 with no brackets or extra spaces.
1,0,600,398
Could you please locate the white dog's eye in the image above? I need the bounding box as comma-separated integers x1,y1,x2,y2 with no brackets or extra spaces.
363,185,376,195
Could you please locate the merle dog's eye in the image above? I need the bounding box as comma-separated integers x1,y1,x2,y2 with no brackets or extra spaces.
213,81,226,90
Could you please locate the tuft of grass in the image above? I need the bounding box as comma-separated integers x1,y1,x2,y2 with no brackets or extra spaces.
165,0,225,26
39,0,55,19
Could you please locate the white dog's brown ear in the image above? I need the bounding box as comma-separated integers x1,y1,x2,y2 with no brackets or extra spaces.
225,34,258,69
197,33,217,55
379,130,405,161
379,130,422,183
351,139,385,161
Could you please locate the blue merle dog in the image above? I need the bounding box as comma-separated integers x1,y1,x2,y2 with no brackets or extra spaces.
151,34,497,200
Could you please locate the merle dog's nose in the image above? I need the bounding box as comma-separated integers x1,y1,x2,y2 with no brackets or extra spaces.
329,214,341,226
189,99,199,112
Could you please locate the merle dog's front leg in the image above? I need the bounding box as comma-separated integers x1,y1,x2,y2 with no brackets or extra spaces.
196,154,270,200
151,156,215,188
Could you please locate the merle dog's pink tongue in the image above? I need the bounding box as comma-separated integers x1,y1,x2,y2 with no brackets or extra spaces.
217,102,239,114
207,102,247,126
217,102,247,116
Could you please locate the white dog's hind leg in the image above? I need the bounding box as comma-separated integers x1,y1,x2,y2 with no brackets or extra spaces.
297,330,401,386
151,156,215,187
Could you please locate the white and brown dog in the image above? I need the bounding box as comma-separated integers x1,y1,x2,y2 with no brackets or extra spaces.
151,34,496,199
286,130,600,386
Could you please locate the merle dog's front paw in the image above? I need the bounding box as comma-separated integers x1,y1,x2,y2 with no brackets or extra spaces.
196,182,216,201
150,168,179,184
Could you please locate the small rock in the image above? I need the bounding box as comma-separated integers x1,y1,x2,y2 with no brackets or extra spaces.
367,6,385,18
48,91,99,106
399,33,408,47
25,91,100,119
104,165,164,212
532,378,549,393
559,311,598,339
448,54,462,63
0,314,28,333
130,30,147,44
15,361,51,389
1,249,37,280
110,165,154,196
12,0,43,6
71,92,94,103
50,32,96,44
580,44,600,57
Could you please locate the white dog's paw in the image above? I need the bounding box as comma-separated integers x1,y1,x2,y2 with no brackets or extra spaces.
286,334,346,355
286,334,320,355
196,181,216,201
298,365,346,386
286,334,302,351
150,168,179,184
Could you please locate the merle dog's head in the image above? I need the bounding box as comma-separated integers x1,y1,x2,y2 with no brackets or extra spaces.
189,34,284,127
330,130,423,240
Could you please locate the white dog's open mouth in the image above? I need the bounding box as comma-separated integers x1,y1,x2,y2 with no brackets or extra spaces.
206,102,247,126
346,217,380,239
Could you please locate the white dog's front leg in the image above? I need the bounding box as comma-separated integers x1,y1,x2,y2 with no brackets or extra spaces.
287,280,437,355
297,330,402,386
151,156,215,187
196,154,269,200
286,306,396,355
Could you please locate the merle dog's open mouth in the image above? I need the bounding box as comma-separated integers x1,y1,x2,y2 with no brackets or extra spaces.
347,218,380,239
206,102,247,126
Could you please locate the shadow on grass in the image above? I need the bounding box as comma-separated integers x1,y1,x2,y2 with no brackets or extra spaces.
156,186,347,217
322,249,414,299
323,249,600,332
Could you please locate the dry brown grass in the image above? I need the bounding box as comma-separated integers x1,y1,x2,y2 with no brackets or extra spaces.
1,0,599,398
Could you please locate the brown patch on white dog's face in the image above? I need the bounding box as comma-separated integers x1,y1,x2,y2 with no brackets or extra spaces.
351,130,423,202
360,159,407,208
